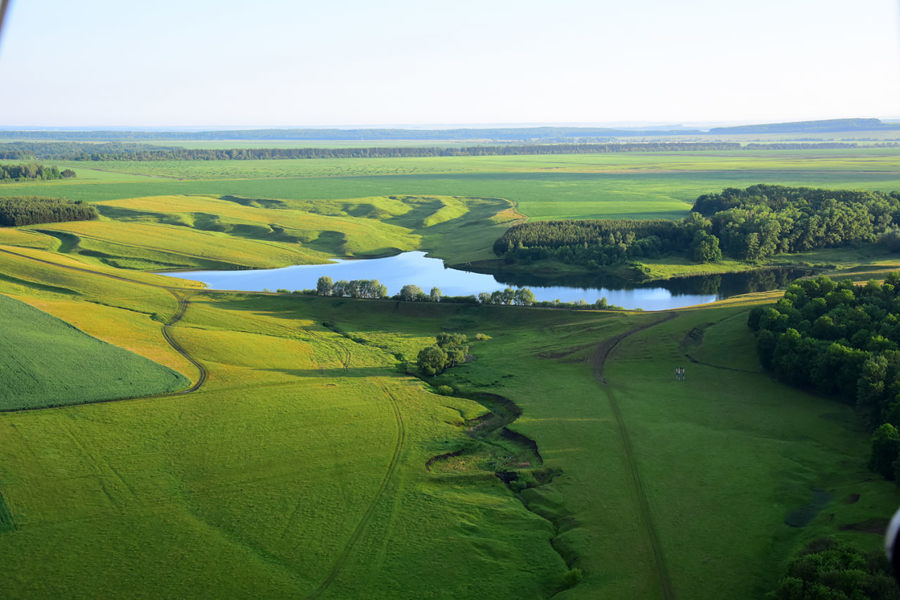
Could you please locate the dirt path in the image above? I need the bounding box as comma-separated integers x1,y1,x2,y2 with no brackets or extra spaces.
308,380,406,599
0,245,208,399
160,291,208,393
593,312,677,600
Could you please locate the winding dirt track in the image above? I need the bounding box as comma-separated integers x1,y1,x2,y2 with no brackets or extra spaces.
0,246,208,401
592,312,677,600
2,245,410,599
308,381,406,600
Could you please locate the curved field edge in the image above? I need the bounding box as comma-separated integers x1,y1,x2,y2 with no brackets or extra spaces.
0,275,569,600
0,293,188,410
2,194,521,272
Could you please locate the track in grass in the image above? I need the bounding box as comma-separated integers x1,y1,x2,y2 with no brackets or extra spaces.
160,291,207,393
0,246,208,398
308,380,406,599
593,312,677,600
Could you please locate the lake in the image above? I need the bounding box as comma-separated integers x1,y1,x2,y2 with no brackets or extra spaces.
160,251,807,311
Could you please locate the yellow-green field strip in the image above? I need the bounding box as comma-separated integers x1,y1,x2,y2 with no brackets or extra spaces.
0,246,207,408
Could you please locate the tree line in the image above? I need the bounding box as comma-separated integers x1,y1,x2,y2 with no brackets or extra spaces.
493,214,718,267
748,274,900,483
0,141,744,162
0,163,75,181
494,185,900,268
0,196,97,226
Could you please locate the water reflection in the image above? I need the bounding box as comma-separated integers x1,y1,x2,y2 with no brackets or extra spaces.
160,251,811,311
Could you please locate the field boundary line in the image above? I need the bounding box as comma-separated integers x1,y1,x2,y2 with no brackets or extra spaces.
0,246,209,403
593,312,677,600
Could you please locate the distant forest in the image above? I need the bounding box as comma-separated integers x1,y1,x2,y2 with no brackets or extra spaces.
0,163,75,181
0,196,97,226
494,185,900,267
0,118,897,143
0,141,884,162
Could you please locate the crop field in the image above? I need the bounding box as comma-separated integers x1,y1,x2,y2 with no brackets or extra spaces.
0,146,899,598
3,147,900,225
0,293,187,410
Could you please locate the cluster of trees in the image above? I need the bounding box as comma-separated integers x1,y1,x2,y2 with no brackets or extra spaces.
0,196,97,226
770,537,898,600
398,284,443,302
493,215,717,266
416,334,469,376
494,185,900,269
748,274,900,481
693,185,900,261
476,287,535,306
314,276,539,306
0,141,743,162
0,163,75,181
315,276,387,299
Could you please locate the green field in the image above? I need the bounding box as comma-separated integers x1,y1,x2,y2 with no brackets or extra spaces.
0,293,187,409
0,146,899,598
3,147,900,225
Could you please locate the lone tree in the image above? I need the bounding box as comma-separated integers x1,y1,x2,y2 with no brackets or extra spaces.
417,333,469,375
417,345,448,376
400,284,425,301
429,287,442,302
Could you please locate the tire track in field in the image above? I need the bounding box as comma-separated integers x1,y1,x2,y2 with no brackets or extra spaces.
308,379,406,600
160,291,208,393
0,246,208,401
592,312,677,600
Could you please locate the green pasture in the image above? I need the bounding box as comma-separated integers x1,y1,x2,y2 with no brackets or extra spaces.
2,148,899,226
0,145,899,598
0,260,569,599
0,293,187,410
1,193,516,269
241,295,900,599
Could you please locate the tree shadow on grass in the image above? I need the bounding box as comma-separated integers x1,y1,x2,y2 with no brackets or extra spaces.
262,366,398,379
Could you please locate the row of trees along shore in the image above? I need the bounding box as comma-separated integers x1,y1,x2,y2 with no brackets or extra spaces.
748,274,900,483
494,185,900,267
310,276,619,309
0,197,97,227
0,163,75,181
0,141,879,162
313,276,538,305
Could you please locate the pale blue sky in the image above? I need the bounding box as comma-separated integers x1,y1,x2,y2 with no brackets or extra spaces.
1,0,898,127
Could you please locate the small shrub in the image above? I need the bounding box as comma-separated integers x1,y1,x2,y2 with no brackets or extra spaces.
562,568,584,589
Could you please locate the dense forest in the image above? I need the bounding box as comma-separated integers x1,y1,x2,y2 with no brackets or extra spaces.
770,537,899,600
493,218,704,267
0,197,97,226
748,274,900,482
0,163,75,181
494,185,900,268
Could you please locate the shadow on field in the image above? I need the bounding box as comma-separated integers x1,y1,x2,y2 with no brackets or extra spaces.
263,366,393,379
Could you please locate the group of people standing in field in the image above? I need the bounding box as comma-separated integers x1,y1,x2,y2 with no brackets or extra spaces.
675,366,686,381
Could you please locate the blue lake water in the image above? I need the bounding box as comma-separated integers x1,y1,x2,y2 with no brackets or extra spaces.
160,251,808,311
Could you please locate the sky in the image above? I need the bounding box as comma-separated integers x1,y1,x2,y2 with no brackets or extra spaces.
0,0,898,128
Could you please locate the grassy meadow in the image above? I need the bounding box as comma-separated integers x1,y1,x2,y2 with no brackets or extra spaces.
0,145,899,598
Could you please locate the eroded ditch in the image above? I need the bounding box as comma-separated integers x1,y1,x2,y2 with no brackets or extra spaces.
322,320,582,596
